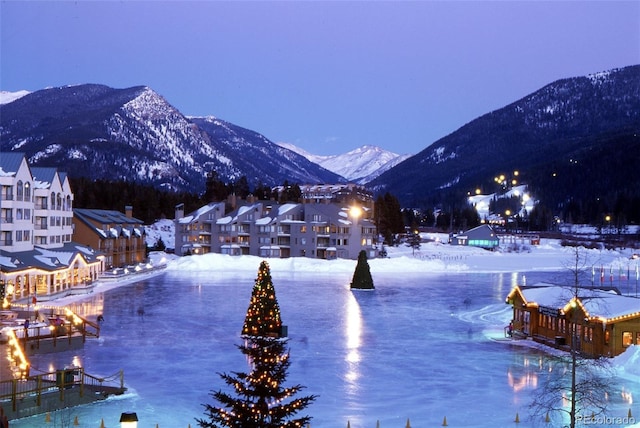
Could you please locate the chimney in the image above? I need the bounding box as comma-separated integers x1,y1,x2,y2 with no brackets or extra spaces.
228,193,237,209
175,203,185,220
125,205,133,218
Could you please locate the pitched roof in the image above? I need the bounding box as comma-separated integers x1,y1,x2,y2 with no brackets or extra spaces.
0,152,26,176
74,208,144,225
31,167,58,188
0,242,103,273
509,283,640,323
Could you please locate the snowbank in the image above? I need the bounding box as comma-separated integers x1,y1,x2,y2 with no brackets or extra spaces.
613,345,640,381
163,236,635,275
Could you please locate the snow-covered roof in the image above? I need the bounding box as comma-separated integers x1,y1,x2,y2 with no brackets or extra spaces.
278,203,298,215
217,216,233,225
0,243,102,273
513,283,640,323
255,217,272,225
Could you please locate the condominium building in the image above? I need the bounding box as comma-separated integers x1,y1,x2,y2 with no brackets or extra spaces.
175,200,378,260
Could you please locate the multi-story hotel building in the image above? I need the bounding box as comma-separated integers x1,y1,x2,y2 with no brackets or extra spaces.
0,153,104,301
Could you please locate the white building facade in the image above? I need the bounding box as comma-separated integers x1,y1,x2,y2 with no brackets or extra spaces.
0,153,104,302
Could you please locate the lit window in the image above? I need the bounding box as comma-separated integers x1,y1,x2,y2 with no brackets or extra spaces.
623,331,633,347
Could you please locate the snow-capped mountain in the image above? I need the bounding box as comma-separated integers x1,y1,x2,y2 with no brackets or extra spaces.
371,65,640,208
0,90,30,105
0,84,342,192
277,143,411,184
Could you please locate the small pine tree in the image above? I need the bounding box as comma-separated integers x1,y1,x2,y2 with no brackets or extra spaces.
242,261,283,337
196,336,317,428
155,236,166,252
407,231,421,255
350,250,374,289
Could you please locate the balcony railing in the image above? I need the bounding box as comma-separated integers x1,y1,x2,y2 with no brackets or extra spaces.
0,217,13,224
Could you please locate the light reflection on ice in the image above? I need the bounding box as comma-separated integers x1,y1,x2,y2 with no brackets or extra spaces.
344,291,362,391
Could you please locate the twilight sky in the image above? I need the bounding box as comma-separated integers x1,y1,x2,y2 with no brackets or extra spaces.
1,1,639,156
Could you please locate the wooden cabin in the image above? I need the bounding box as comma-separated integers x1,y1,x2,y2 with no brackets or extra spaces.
506,283,640,357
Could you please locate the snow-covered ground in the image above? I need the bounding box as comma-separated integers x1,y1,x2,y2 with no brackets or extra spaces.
10,228,640,427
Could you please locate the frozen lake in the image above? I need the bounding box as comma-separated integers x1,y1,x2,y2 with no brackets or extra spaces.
14,268,639,427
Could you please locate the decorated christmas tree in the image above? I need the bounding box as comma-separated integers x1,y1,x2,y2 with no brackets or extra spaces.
350,250,375,289
242,260,283,338
197,262,317,428
196,336,317,428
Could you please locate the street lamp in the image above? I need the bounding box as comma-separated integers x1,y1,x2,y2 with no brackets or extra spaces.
350,206,363,252
605,215,611,234
120,412,138,428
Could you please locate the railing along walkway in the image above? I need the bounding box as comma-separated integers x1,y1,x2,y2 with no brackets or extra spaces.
0,367,125,415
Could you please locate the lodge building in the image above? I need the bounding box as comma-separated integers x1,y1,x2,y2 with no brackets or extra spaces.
73,207,146,269
0,153,105,302
506,283,640,357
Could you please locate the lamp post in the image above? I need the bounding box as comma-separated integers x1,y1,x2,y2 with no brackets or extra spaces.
120,412,138,428
605,215,611,234
349,206,363,257
505,209,511,233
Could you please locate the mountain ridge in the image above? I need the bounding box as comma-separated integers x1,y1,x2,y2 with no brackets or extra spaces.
0,84,343,193
369,65,640,213
1,65,638,225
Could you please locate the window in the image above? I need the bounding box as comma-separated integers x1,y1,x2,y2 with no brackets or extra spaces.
24,182,31,201
16,181,23,201
16,230,23,242
2,185,14,201
637,333,640,345
623,331,633,347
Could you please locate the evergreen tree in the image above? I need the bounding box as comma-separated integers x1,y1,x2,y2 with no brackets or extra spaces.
155,237,166,252
196,336,317,428
205,171,229,202
374,192,404,245
350,250,375,289
197,261,317,427
242,261,283,338
407,231,421,255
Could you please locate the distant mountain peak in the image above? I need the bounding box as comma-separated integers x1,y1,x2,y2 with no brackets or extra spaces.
276,142,411,184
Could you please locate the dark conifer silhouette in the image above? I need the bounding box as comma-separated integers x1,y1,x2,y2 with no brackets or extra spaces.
351,250,375,289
